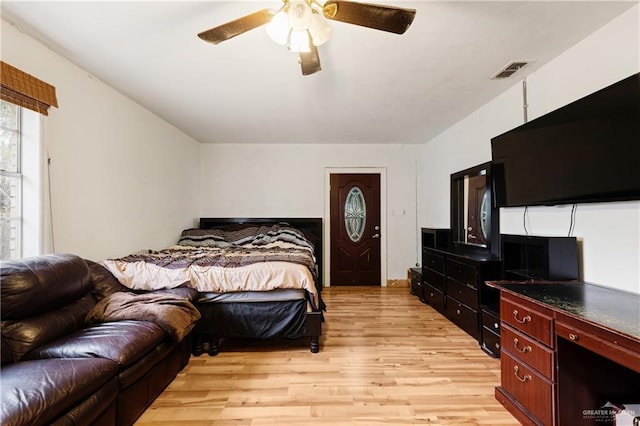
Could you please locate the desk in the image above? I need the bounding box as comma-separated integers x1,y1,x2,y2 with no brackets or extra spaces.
487,281,640,425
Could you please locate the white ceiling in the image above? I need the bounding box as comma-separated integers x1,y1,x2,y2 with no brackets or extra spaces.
2,1,637,144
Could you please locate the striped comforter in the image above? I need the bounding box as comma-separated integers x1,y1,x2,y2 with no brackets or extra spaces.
102,224,319,308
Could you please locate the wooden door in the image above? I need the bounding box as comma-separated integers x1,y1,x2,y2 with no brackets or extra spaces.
330,173,381,286
466,174,487,245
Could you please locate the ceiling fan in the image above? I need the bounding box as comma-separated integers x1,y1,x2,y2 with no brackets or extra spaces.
197,0,416,75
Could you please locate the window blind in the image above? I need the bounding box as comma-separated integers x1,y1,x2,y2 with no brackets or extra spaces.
1,61,58,116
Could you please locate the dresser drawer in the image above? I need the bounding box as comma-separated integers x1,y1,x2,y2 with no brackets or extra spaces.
423,251,444,273
410,280,422,298
423,267,445,293
502,325,554,379
446,277,477,309
501,350,554,426
501,294,554,347
481,327,501,357
410,268,422,297
410,267,422,283
445,298,478,339
446,258,476,286
482,309,501,334
423,284,445,313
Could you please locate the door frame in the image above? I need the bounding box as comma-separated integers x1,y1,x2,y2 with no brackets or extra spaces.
324,167,387,287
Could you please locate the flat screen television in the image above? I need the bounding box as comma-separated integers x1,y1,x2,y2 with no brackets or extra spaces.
491,72,640,207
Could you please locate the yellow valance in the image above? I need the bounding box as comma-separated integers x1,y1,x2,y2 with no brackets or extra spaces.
1,61,58,116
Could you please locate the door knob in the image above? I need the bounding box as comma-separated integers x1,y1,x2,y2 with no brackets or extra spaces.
374,225,380,230
372,234,380,239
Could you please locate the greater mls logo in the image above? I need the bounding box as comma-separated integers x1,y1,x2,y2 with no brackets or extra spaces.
583,402,640,425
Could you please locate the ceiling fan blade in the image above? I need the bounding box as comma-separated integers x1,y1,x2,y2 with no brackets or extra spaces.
323,1,416,34
198,9,275,44
299,44,322,76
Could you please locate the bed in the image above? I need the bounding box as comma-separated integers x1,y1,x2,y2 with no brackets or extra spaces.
102,217,324,356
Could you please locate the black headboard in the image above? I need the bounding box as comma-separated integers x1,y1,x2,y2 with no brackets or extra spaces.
199,217,323,289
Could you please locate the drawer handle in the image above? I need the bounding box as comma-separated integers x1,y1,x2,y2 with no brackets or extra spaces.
514,366,532,382
493,322,499,329
513,309,531,324
513,338,532,353
495,342,501,350
569,333,579,341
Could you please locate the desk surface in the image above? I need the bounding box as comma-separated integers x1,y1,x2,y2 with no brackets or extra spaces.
487,281,640,341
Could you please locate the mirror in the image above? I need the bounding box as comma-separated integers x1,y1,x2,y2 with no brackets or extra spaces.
450,161,499,256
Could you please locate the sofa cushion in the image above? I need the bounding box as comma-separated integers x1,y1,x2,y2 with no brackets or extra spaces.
1,254,92,319
0,358,118,426
1,294,96,364
24,320,166,368
117,340,174,389
51,377,118,426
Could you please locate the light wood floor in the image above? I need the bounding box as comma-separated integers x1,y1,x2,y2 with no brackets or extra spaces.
136,286,519,425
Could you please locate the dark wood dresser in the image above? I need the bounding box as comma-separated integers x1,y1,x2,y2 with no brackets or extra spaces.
422,246,501,342
488,281,640,426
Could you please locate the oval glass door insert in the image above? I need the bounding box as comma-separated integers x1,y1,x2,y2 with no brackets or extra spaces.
345,186,366,242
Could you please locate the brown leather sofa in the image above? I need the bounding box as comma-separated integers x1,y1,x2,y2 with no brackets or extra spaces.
0,253,195,426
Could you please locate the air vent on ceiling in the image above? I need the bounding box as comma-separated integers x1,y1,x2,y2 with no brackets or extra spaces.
491,60,530,79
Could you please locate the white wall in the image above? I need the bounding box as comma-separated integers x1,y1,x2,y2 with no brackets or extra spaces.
200,143,420,283
418,5,640,293
1,20,202,261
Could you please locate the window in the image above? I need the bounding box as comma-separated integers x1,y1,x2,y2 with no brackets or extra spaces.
0,100,42,260
0,62,56,260
0,100,22,259
345,186,366,242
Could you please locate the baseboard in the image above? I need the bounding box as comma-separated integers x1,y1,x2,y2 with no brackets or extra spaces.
387,278,409,288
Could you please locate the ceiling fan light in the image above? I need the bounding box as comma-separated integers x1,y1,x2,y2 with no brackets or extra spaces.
265,10,290,45
288,0,313,31
309,12,332,46
289,29,311,53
